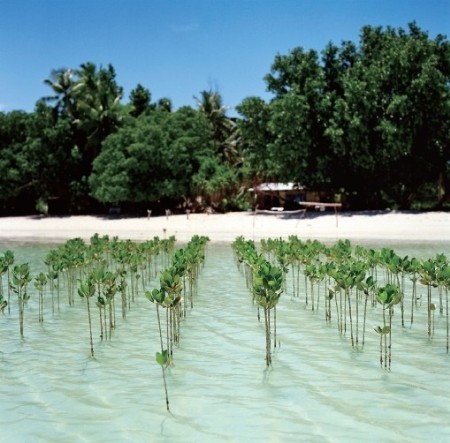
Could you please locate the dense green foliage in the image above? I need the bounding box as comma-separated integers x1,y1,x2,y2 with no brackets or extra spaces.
90,106,214,205
0,23,448,214
239,22,450,209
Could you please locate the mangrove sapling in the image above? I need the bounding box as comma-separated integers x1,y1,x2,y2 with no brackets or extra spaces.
3,250,14,314
156,349,171,413
186,252,198,307
78,277,96,357
47,269,58,314
96,294,107,340
362,248,380,308
328,260,365,346
172,249,188,315
324,262,336,322
286,236,303,298
89,267,108,340
112,245,133,312
51,261,63,313
326,290,333,323
305,260,325,311
11,263,32,338
290,258,301,298
146,288,172,412
407,258,421,326
375,284,402,370
446,275,449,354
146,289,167,357
447,283,449,353
0,257,7,312
419,258,438,338
397,256,411,327
159,267,183,357
435,254,448,315
381,252,409,328
140,239,159,285
361,276,376,346
161,237,177,268
349,261,367,347
252,260,284,367
117,267,128,319
374,324,390,369
182,237,209,308
65,249,85,306
305,262,319,311
329,265,347,336
34,272,48,323
129,255,139,302
435,264,450,352
44,250,58,312
103,271,118,337
273,242,290,294
90,267,117,340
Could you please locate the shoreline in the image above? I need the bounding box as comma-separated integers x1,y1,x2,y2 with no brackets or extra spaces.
0,210,448,245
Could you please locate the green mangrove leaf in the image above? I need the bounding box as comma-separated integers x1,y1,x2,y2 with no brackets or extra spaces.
156,349,169,367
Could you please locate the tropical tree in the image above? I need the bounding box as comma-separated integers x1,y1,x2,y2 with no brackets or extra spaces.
156,98,173,113
43,68,76,119
0,111,37,210
236,97,276,182
237,22,450,209
195,90,241,165
325,23,450,208
129,84,152,117
89,106,214,207
42,62,125,211
73,62,124,160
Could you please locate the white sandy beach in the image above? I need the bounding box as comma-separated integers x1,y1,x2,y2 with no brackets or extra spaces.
0,210,448,244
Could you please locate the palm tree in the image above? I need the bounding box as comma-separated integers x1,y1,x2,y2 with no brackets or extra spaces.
194,90,241,165
74,63,123,153
43,62,125,211
43,68,76,119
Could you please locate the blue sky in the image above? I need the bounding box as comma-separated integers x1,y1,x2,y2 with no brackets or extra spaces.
1,0,449,115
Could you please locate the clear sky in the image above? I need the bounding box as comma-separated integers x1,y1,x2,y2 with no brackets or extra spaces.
1,0,449,115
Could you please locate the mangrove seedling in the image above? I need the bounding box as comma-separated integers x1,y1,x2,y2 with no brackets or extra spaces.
252,259,284,367
0,257,8,313
78,277,96,357
34,272,48,323
11,263,32,337
156,349,171,412
419,258,438,338
375,283,402,370
2,250,14,314
146,288,172,412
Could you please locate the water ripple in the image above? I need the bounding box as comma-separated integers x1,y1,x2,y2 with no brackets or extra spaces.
1,243,450,442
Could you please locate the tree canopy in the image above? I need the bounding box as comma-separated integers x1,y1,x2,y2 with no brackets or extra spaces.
89,106,214,206
239,22,450,208
0,22,448,214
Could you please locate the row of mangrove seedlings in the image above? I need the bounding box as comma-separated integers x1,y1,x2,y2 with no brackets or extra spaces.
2,236,449,378
232,236,284,367
1,233,209,413
145,235,210,412
1,234,177,350
235,236,449,370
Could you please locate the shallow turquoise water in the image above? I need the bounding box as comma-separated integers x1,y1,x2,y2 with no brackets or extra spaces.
1,240,450,442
